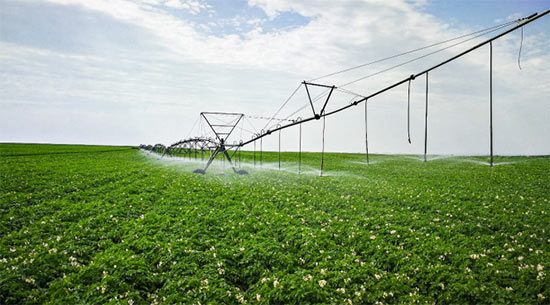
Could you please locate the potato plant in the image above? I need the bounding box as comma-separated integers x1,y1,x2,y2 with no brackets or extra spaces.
1,144,549,304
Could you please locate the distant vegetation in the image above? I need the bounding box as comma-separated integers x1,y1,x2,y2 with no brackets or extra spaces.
1,143,549,304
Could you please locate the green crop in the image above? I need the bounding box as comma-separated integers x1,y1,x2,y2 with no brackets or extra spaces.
1,143,549,304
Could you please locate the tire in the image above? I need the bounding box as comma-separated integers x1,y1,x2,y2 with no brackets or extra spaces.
236,169,249,175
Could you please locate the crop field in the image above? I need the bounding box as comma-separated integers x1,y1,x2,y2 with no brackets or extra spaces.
1,143,549,304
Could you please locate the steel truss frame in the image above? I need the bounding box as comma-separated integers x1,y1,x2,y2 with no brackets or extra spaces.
192,112,248,175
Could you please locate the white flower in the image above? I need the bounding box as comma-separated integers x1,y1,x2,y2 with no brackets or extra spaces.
273,280,279,288
303,274,313,281
69,256,80,267
236,293,246,304
506,287,514,291
239,247,245,251
337,288,346,294
517,256,524,261
370,235,376,240
537,264,544,271
318,280,327,287
390,230,396,234
256,294,261,301
25,277,35,284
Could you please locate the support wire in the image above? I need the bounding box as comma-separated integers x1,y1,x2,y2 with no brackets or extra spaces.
407,77,412,144
320,115,326,176
424,72,429,162
490,42,494,167
280,21,517,126
308,19,519,82
518,27,524,70
365,100,369,165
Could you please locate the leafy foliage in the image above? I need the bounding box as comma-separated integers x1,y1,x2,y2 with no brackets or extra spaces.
1,144,549,304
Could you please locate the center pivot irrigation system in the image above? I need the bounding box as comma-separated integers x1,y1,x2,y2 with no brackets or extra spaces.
141,10,549,175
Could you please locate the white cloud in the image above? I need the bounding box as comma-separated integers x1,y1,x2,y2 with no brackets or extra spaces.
163,0,210,14
40,0,447,74
246,18,265,26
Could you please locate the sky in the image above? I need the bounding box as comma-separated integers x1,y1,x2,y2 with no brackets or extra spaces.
1,0,549,155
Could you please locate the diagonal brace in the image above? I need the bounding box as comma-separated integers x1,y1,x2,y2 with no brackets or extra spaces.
202,140,239,173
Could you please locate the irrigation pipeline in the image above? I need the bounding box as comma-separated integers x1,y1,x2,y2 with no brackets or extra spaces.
237,10,549,149
144,10,549,172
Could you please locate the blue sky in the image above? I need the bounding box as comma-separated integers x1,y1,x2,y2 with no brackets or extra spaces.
1,0,549,155
424,0,549,28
